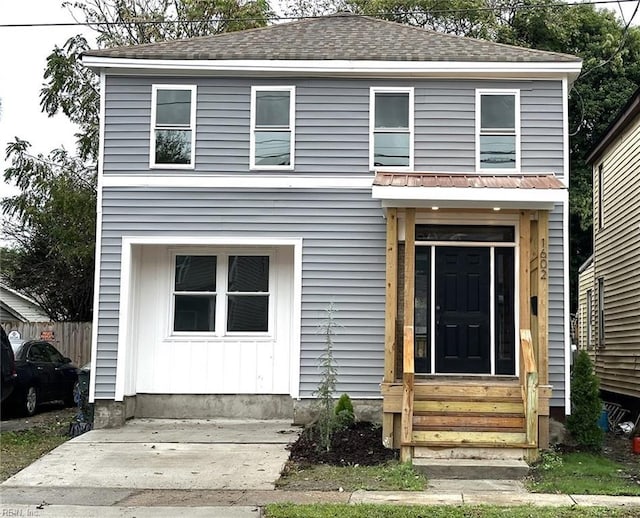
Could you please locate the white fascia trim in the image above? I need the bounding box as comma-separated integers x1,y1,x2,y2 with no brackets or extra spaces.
101,175,373,189
114,236,303,401
563,199,571,414
90,71,106,403
83,56,582,78
372,185,568,205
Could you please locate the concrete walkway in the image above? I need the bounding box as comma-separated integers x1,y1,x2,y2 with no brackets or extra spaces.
1,418,639,517
2,418,299,491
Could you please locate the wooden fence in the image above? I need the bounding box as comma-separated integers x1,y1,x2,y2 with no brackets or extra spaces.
1,321,92,367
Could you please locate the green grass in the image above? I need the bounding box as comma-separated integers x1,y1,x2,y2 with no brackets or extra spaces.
276,461,427,491
265,504,639,518
0,427,69,481
527,451,640,496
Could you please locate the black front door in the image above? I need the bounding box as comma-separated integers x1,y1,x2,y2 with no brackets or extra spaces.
435,247,491,373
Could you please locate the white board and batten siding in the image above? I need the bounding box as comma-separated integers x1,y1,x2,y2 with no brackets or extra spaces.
94,74,568,406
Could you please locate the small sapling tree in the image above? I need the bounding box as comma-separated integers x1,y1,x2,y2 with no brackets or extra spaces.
314,302,339,452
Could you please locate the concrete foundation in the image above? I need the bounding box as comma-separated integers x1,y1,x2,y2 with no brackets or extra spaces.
92,395,383,428
93,397,136,428
134,394,295,420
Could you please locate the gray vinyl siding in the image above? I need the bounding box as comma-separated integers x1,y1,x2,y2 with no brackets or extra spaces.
94,188,387,399
103,76,564,176
548,205,566,407
94,188,567,406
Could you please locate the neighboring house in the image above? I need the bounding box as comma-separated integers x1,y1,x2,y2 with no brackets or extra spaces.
0,284,50,323
577,255,594,350
580,86,640,403
82,14,581,460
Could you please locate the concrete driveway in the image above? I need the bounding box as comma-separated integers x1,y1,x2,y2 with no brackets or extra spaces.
2,418,300,491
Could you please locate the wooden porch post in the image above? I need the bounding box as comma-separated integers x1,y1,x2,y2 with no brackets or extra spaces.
401,209,416,462
382,208,398,448
519,211,531,337
536,210,550,449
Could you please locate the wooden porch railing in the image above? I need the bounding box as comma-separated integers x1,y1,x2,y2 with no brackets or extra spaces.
520,329,539,447
400,325,414,462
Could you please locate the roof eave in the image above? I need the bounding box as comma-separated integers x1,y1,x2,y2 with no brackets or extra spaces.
371,184,567,210
586,87,640,165
82,55,582,80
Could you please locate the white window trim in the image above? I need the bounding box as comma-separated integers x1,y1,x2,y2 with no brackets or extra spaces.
598,163,605,230
475,89,521,173
169,249,275,339
369,86,414,171
250,85,295,171
150,84,197,169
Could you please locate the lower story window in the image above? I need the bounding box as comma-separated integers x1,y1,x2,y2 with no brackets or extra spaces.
173,253,270,334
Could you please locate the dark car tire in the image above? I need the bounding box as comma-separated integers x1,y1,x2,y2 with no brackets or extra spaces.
23,385,38,417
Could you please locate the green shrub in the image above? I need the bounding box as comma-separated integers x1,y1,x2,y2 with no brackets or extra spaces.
334,393,355,429
566,350,604,451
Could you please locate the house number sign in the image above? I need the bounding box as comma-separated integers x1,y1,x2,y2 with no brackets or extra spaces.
540,238,547,280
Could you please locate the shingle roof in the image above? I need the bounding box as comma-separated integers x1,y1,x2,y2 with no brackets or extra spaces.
83,13,580,63
373,172,567,189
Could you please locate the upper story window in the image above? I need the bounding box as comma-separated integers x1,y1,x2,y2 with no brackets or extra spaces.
370,87,414,170
598,163,604,230
250,86,295,169
476,90,520,171
151,85,196,168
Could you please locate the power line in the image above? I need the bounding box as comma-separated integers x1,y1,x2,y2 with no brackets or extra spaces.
1,0,638,28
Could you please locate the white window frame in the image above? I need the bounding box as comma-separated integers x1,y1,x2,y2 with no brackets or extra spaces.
586,288,593,349
476,89,521,172
150,84,197,169
598,163,605,230
369,86,414,171
597,277,605,348
169,248,275,338
250,85,295,170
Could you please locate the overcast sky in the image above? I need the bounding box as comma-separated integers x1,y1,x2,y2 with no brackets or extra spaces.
0,0,638,200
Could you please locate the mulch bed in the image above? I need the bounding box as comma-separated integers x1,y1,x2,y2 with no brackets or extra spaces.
287,421,398,467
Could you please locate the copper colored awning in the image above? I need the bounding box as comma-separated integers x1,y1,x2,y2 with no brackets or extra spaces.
372,172,567,209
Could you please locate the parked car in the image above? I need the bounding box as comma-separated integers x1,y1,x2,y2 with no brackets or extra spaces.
1,326,17,404
8,340,79,416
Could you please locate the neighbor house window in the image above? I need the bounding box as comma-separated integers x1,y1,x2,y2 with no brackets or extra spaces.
250,86,295,169
477,90,520,170
172,253,270,334
586,288,593,348
151,85,196,167
370,87,414,169
598,163,604,230
597,277,605,347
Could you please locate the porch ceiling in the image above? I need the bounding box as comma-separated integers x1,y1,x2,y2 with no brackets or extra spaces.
372,172,567,210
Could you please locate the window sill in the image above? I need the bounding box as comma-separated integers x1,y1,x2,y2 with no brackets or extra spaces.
164,333,273,342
